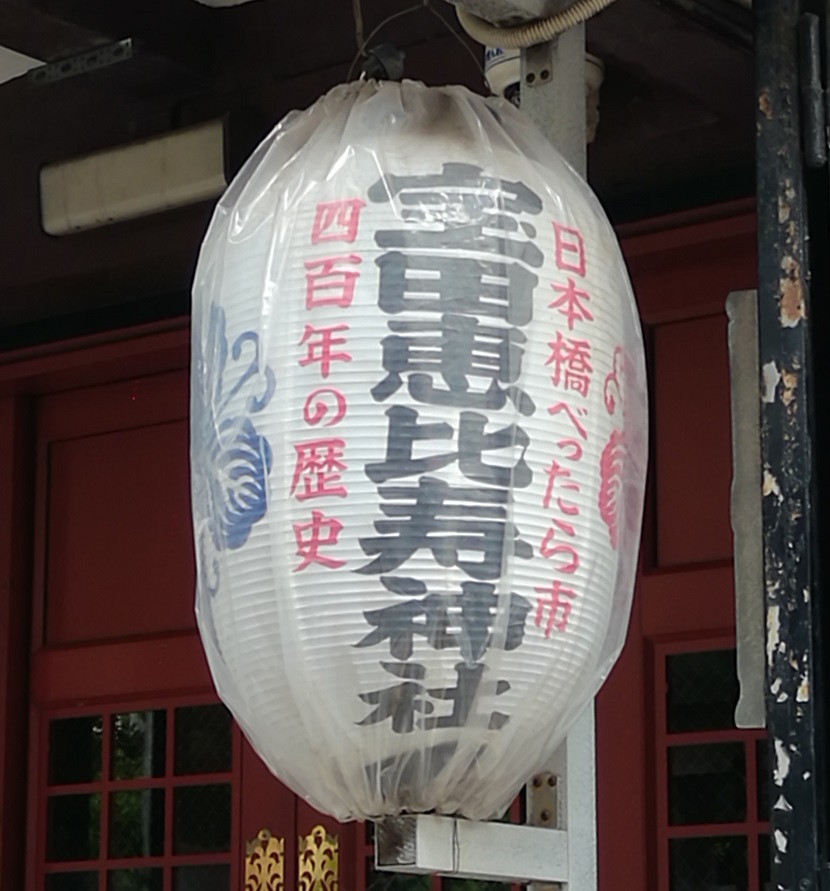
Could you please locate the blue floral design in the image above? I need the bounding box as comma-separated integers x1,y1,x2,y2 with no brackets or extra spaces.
213,417,273,550
198,305,276,557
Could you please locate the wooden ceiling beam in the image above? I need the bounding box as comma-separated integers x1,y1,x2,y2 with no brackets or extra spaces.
0,0,108,61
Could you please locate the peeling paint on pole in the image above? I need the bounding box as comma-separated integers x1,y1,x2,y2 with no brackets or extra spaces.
756,1,822,888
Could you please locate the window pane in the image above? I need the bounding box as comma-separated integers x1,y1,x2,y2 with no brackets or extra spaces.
173,865,230,891
46,794,100,861
46,874,99,891
669,743,746,825
108,790,165,858
49,716,102,785
107,869,164,891
174,705,231,775
669,836,747,891
173,784,231,853
759,834,771,891
365,868,431,891
757,738,771,821
666,650,738,733
111,712,166,780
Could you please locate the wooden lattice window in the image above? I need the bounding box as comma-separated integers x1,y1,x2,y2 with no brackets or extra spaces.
36,700,237,891
655,641,770,891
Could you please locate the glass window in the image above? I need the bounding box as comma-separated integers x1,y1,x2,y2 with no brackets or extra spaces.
42,704,234,885
173,784,231,853
46,874,99,891
108,790,165,858
46,793,101,861
174,705,231,776
107,869,164,891
49,716,102,786
666,650,739,734
669,836,747,891
668,743,746,825
111,711,166,780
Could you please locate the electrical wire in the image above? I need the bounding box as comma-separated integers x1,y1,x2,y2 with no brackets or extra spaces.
347,2,425,81
347,0,485,82
456,0,619,48
352,0,366,51
425,1,485,79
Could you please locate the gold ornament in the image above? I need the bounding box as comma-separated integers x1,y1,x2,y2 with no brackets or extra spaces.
245,828,285,891
298,824,339,891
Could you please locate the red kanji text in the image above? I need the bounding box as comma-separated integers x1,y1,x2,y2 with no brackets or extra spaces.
553,223,586,277
534,581,577,637
546,332,593,397
291,438,348,501
299,324,352,379
550,279,593,331
293,510,345,571
305,255,362,309
311,199,366,245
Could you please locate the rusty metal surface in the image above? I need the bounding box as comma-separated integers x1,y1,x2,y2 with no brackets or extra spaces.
756,0,823,886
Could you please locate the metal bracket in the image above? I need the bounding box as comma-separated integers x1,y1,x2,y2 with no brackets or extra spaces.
519,25,586,175
375,814,569,885
528,772,562,891
523,41,556,88
529,771,560,828
28,39,133,86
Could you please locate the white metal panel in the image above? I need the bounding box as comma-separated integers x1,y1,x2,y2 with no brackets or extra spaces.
376,814,569,884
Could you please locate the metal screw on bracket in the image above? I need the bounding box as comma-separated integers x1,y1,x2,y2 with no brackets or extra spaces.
526,72,536,84
529,771,559,830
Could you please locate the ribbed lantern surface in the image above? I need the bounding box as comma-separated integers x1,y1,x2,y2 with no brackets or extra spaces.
190,79,647,822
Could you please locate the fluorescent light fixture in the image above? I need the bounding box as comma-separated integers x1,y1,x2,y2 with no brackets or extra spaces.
40,120,226,235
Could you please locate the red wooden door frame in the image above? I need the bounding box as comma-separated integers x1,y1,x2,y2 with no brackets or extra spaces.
0,320,193,891
0,396,35,889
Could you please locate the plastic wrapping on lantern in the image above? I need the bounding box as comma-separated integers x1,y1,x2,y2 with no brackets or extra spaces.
190,79,648,823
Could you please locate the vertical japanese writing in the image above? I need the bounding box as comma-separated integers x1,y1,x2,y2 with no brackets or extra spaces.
355,163,543,735
536,223,595,637
292,200,365,572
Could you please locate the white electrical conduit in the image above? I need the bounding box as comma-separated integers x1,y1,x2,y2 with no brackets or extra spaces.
456,0,618,47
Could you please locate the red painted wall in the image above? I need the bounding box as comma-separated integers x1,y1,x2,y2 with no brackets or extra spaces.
0,205,759,891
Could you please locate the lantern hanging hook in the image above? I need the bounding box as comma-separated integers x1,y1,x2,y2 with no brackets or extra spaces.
455,0,619,48
348,0,484,82
360,43,407,82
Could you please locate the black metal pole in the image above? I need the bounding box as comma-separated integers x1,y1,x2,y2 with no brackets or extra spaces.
756,0,824,887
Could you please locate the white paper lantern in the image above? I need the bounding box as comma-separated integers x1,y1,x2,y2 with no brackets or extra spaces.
190,79,647,822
